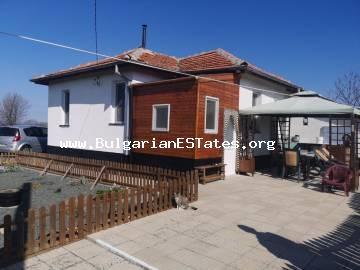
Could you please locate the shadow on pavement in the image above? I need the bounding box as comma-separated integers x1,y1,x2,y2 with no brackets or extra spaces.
239,192,360,270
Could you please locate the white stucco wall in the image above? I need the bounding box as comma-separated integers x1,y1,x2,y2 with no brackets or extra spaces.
239,73,292,156
48,70,164,154
239,73,290,110
238,74,331,154
290,117,329,144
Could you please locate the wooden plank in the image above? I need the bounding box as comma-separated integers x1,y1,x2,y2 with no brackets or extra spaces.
59,201,66,245
194,170,199,201
86,195,93,234
159,182,163,211
27,209,35,255
189,171,193,202
110,191,115,227
68,197,75,241
123,189,129,223
90,165,106,190
95,195,101,231
117,191,123,224
4,215,12,259
137,188,142,218
39,207,47,250
78,194,84,239
153,186,158,213
143,186,148,216
102,193,108,229
40,159,53,176
130,189,135,221
49,204,56,247
148,186,153,215
61,163,74,181
168,179,173,209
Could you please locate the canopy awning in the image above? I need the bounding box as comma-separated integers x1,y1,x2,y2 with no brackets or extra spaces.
239,91,360,116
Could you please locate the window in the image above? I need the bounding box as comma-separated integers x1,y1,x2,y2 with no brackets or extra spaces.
252,93,261,107
205,96,219,134
61,90,70,126
41,128,48,137
0,127,18,137
24,127,47,137
112,83,126,124
152,104,170,132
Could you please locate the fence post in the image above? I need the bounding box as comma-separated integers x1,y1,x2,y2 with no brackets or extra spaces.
59,201,66,245
110,191,115,227
137,188,142,218
124,190,129,223
86,194,93,234
95,195,101,231
16,212,25,259
117,191,123,224
130,189,135,221
4,215,12,259
27,209,35,255
102,193,108,229
78,194,84,239
194,170,199,201
39,207,47,250
69,197,76,241
50,205,56,247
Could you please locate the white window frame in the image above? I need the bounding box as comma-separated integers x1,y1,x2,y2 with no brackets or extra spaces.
110,81,127,125
61,90,70,126
152,104,170,132
204,96,219,134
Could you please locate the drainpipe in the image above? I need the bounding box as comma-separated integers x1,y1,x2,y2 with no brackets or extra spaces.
114,64,131,156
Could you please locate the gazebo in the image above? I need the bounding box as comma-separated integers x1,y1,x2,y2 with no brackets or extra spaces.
238,91,360,190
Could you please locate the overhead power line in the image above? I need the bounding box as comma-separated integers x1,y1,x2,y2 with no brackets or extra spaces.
0,30,292,96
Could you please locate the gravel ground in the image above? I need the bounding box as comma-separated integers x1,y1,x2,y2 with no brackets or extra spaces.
0,166,118,222
0,166,125,248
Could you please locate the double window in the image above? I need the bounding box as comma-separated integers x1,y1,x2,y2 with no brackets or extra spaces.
152,104,170,132
61,90,70,126
205,96,219,134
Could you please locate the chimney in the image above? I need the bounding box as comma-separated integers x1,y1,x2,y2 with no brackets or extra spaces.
141,24,147,48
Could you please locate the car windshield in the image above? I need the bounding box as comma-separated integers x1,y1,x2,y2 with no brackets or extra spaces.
0,127,18,137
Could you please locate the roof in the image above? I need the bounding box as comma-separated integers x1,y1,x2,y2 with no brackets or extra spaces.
239,91,360,116
31,48,298,88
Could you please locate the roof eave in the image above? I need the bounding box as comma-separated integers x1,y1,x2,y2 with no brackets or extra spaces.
30,61,128,85
30,60,183,86
244,66,300,91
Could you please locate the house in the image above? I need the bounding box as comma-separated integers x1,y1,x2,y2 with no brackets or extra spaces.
31,47,300,174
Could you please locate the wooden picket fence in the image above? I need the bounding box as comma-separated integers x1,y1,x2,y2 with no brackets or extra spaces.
0,151,199,266
0,152,16,165
14,151,195,189
0,173,198,266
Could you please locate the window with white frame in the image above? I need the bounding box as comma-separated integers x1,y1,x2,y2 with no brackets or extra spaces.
205,96,219,134
152,104,170,132
61,90,70,126
112,83,126,124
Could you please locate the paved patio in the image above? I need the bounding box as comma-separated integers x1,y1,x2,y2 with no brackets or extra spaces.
8,173,360,270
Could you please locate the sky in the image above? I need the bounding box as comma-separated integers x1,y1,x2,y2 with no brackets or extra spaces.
0,0,359,122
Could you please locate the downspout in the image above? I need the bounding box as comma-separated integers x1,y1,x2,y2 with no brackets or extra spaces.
114,64,131,156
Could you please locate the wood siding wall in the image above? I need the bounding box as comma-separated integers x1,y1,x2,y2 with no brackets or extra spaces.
195,74,239,159
132,78,198,159
131,74,239,160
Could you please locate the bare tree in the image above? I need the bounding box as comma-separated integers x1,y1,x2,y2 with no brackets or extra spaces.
0,93,30,125
333,72,360,107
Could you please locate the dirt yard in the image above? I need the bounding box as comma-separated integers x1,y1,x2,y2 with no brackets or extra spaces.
0,166,118,222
